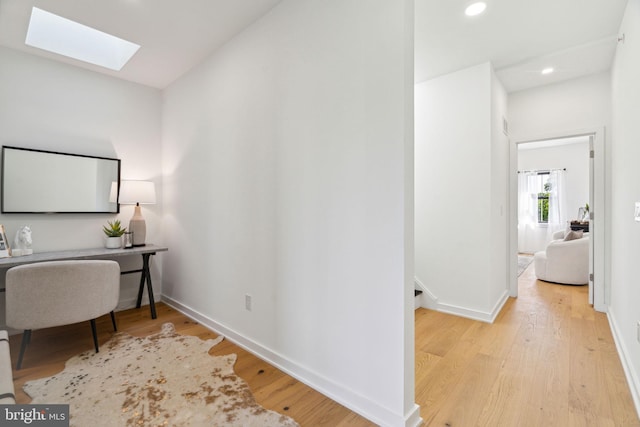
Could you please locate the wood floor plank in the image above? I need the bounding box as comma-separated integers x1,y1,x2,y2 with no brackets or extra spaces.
521,334,570,425
474,321,544,426
428,352,503,427
416,320,485,424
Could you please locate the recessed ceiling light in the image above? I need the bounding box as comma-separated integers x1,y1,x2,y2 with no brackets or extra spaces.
541,67,554,75
465,2,487,17
25,7,140,71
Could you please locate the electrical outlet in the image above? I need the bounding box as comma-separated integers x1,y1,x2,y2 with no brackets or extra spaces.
245,294,252,311
635,202,640,221
637,321,640,343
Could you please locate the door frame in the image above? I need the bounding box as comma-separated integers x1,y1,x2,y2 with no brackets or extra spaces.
509,127,607,312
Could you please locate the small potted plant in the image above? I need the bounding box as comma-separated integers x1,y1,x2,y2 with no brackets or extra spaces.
103,220,126,249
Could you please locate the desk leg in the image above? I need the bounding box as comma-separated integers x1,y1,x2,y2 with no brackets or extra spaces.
136,253,157,319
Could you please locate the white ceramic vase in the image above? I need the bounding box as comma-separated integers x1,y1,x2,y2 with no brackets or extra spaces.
105,236,122,249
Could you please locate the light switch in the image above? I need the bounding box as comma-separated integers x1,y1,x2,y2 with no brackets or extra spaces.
635,202,640,222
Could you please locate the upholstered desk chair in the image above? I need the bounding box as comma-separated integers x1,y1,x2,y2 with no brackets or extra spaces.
6,260,120,369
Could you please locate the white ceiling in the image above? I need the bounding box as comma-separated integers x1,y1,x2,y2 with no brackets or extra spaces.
415,0,628,92
0,0,283,89
0,0,630,92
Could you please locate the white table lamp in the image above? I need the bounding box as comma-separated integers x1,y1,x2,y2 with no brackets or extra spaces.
118,180,156,246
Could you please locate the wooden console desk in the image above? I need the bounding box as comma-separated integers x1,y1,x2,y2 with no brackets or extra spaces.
0,245,167,319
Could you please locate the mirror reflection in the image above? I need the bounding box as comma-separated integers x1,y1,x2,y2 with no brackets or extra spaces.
2,146,120,214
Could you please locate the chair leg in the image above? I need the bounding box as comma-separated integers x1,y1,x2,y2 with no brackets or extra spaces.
16,329,32,370
110,311,117,332
90,319,99,353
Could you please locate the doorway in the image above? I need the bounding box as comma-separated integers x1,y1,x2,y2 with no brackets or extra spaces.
509,129,606,312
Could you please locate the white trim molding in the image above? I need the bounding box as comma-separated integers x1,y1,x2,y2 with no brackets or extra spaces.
414,277,438,309
414,277,509,323
436,290,509,323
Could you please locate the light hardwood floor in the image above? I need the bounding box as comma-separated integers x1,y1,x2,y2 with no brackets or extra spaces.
8,263,640,426
416,262,640,426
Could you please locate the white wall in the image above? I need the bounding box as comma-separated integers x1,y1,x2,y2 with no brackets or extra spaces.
415,62,509,322
161,1,418,426
509,72,612,142
610,0,640,414
517,141,590,253
0,46,163,324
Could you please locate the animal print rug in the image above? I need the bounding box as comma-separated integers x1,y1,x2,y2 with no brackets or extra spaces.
24,323,299,427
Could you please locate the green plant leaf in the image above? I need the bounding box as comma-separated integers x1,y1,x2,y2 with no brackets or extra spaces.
103,220,127,237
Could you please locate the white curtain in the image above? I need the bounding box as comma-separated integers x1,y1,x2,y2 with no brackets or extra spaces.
545,169,568,242
517,172,537,253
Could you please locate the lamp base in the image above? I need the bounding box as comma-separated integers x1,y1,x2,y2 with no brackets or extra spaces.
129,205,147,246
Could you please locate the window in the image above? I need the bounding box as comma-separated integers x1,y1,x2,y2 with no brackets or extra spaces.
533,173,552,224
538,191,549,223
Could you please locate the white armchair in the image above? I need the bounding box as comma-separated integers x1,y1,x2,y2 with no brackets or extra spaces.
534,231,589,285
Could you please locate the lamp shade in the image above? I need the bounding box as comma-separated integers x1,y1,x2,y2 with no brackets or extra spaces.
118,180,156,205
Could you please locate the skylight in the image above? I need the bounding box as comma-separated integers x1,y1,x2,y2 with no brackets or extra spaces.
465,2,487,17
25,7,140,71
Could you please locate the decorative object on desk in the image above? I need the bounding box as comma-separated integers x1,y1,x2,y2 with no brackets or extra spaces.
11,225,32,256
123,231,134,248
23,323,299,427
577,203,590,222
118,180,156,247
102,220,126,249
572,203,590,232
0,225,10,258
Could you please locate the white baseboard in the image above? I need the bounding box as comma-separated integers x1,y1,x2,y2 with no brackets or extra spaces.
437,291,508,324
414,277,437,309
161,295,420,427
414,277,509,324
607,307,640,420
405,404,423,427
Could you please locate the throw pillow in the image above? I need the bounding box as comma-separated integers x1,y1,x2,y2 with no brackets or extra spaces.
564,230,583,241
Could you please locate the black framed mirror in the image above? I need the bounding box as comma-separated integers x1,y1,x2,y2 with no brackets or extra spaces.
1,146,121,214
